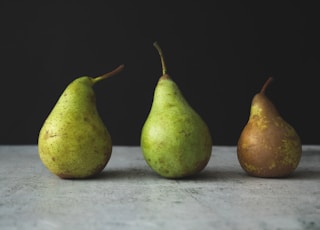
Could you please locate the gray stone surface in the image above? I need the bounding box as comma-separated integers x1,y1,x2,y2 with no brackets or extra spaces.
0,145,319,230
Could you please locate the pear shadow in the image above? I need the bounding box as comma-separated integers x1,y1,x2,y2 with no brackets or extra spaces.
87,167,248,182
174,168,248,182
93,168,159,180
72,165,320,182
179,167,320,181
53,168,157,181
288,170,320,180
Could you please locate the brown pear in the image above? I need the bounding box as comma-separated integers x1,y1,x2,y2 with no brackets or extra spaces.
237,77,302,178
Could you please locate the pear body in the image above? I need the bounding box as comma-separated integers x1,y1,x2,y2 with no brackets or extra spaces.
237,90,301,178
141,75,212,179
38,77,112,179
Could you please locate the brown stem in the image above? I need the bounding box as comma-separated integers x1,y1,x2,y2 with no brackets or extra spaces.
153,41,167,75
260,76,273,94
93,64,125,84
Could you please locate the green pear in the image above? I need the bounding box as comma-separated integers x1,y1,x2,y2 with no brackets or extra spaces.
237,77,302,178
140,42,212,179
38,65,124,179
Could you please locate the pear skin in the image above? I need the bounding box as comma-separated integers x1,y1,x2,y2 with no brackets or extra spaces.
237,77,302,178
38,65,124,179
141,42,212,179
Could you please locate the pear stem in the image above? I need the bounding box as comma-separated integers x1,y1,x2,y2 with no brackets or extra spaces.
153,41,167,75
92,64,125,84
260,76,273,94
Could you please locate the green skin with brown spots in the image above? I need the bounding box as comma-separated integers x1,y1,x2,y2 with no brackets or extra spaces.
141,75,212,179
237,79,302,178
38,76,112,179
38,65,123,179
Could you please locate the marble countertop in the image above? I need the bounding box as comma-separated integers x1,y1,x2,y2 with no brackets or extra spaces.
0,145,319,230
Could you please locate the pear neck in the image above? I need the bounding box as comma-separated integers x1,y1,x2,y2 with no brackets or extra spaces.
160,74,171,80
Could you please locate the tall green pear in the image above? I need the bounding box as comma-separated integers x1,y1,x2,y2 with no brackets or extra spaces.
141,42,212,179
38,65,124,179
237,77,302,178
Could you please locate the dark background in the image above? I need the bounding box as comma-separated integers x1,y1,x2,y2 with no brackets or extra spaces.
0,1,319,146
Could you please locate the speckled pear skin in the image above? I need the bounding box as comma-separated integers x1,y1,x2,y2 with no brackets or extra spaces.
141,76,212,179
38,65,124,179
237,77,302,178
141,42,212,179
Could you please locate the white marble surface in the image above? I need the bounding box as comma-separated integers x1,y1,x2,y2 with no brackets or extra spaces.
0,145,319,230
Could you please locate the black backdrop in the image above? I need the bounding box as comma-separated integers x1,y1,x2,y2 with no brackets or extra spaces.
0,1,319,145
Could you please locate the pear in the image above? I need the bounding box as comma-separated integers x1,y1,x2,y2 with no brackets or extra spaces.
38,64,124,179
237,77,302,178
140,42,212,179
